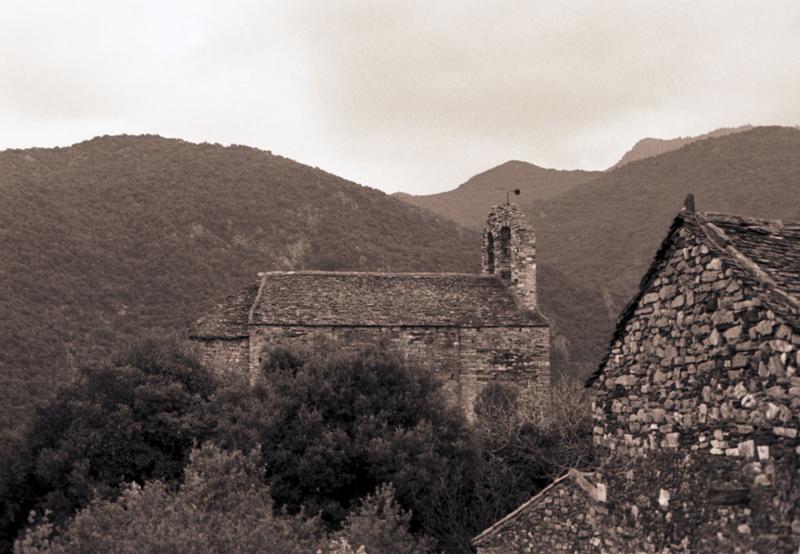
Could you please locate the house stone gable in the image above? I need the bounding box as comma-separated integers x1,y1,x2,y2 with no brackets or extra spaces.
587,209,800,552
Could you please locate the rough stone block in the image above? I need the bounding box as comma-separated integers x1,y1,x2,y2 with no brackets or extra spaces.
773,426,798,439
739,439,755,458
642,292,660,305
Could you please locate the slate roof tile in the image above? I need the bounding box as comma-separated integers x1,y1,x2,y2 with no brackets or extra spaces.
188,283,259,339
190,271,546,338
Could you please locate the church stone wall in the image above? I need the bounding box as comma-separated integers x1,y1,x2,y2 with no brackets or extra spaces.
193,337,250,382
241,324,549,420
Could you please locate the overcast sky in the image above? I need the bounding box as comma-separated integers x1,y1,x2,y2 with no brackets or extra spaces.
2,1,799,194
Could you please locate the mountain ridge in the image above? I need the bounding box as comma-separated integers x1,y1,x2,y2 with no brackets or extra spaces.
610,125,755,169
394,160,600,230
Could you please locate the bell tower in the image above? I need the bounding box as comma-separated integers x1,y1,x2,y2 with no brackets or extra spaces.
481,203,538,312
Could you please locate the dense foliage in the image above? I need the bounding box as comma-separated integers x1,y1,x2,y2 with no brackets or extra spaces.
210,339,478,548
0,134,479,443
0,338,217,552
1,338,593,553
419,376,593,551
15,445,430,554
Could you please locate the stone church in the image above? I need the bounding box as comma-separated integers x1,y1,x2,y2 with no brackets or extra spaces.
473,198,800,552
189,203,550,418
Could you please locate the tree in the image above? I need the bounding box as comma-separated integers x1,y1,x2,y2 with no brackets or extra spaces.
0,337,216,551
15,447,436,554
474,375,594,523
220,339,475,544
14,444,323,554
330,483,434,554
419,376,594,552
479,374,594,479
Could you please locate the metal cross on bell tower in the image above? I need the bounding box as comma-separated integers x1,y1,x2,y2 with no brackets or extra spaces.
496,187,521,204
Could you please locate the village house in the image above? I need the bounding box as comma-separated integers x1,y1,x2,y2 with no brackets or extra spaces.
189,203,550,419
473,198,800,552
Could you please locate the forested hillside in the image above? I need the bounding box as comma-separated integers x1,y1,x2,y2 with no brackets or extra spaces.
0,135,479,442
393,161,599,231
532,126,800,371
6,127,799,445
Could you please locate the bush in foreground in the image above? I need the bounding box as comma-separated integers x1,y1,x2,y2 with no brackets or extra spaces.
0,338,216,551
16,445,430,554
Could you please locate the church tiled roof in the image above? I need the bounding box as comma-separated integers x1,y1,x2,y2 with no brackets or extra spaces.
189,271,547,339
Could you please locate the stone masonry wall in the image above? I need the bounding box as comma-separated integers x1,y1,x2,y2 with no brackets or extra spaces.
591,224,800,551
246,324,550,420
475,474,614,554
194,338,250,382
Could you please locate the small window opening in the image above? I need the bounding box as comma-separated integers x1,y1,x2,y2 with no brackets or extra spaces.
486,233,495,273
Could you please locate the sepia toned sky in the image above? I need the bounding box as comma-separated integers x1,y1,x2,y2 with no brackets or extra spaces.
2,1,799,194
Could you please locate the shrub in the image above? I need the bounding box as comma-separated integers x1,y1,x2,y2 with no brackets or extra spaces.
0,337,216,551
14,444,322,554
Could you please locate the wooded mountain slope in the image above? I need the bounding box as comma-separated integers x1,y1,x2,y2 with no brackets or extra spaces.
0,135,479,442
394,161,600,230
534,126,800,373
6,127,799,445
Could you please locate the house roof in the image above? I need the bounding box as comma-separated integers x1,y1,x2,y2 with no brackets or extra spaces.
189,271,547,339
471,469,604,548
707,214,800,300
586,207,800,386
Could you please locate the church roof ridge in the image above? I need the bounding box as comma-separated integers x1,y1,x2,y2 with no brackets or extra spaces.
190,270,547,338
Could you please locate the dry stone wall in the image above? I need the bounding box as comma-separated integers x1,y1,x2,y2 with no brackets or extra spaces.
591,223,800,551
475,473,614,554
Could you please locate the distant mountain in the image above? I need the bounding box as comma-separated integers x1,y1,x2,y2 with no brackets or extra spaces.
533,125,800,377
0,135,479,442
610,125,754,169
393,161,600,230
